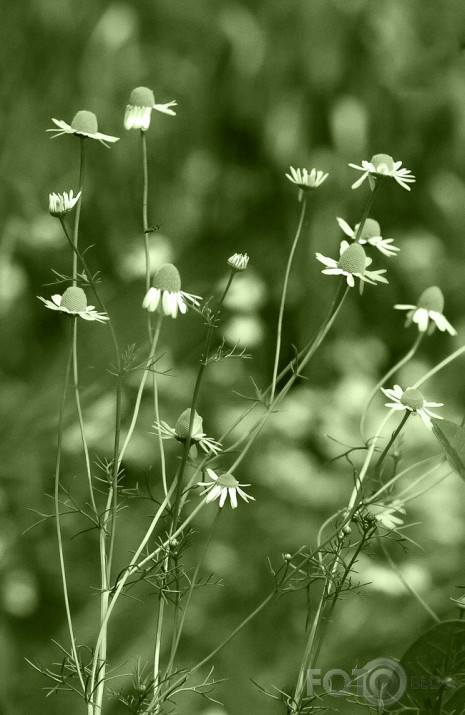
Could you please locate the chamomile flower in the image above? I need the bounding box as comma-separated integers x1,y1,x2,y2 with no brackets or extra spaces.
38,287,109,323
366,500,406,531
153,409,222,456
47,111,119,148
316,240,388,293
142,263,201,318
228,253,249,272
49,191,81,218
349,154,415,191
395,286,456,336
381,385,443,429
336,217,399,258
124,86,177,131
198,468,255,509
285,166,329,201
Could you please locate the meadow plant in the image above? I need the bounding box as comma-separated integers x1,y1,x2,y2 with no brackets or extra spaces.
31,91,465,714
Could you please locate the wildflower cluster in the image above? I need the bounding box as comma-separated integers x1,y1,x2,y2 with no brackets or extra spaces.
37,80,463,715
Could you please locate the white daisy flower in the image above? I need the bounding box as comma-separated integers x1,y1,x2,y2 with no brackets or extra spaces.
315,240,388,293
142,263,201,319
38,286,109,323
336,217,399,258
381,385,444,429
49,190,81,218
228,253,249,272
198,468,255,509
285,166,329,201
124,86,177,131
366,500,406,531
395,286,456,336
349,153,415,191
47,111,119,148
153,409,222,456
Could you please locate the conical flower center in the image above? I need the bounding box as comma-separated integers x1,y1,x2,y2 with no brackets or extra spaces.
359,218,381,241
175,409,202,439
71,111,98,135
337,243,366,275
371,153,394,173
152,264,182,293
417,286,444,313
129,86,155,107
61,287,87,312
217,472,239,488
400,388,425,411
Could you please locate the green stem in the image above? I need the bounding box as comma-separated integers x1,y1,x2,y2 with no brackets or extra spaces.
117,317,163,467
156,509,221,708
353,181,380,242
171,271,235,527
71,320,97,514
54,326,87,695
72,138,85,286
270,196,307,404
360,332,423,442
413,344,465,390
141,130,151,297
292,546,341,712
374,411,410,475
228,283,349,473
379,538,440,622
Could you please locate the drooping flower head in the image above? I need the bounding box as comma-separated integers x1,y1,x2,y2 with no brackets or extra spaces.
228,253,249,272
49,190,81,218
198,468,255,509
381,384,443,429
336,217,399,258
349,153,415,191
142,263,201,318
316,240,388,293
365,500,406,531
153,408,222,456
395,286,456,336
285,166,329,200
38,286,109,323
47,111,119,148
124,86,177,131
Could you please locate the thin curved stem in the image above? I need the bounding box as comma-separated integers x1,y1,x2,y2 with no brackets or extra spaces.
229,283,349,473
413,345,465,390
118,316,164,467
379,538,440,623
54,327,87,695
360,332,423,442
72,138,85,286
270,197,307,404
374,411,410,475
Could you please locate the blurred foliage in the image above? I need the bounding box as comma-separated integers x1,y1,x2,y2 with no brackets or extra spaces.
2,0,465,713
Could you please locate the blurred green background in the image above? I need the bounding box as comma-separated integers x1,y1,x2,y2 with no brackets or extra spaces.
2,0,465,712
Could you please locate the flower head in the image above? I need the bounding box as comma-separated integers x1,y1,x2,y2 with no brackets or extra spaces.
336,217,399,258
124,86,177,131
366,500,406,531
142,263,201,318
395,286,456,336
285,166,329,201
228,253,249,272
47,111,119,148
381,384,443,429
349,154,415,191
316,240,388,293
49,190,81,218
38,287,109,323
153,409,222,456
198,468,255,509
